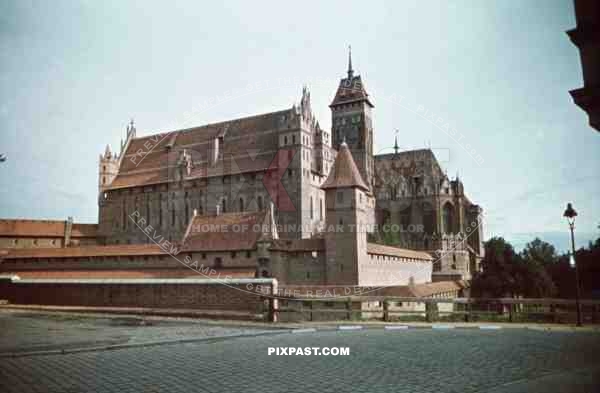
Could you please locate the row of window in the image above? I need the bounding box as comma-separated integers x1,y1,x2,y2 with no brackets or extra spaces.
283,134,313,146
119,194,267,231
5,238,58,246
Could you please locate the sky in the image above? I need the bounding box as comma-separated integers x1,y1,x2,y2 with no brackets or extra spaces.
0,0,598,252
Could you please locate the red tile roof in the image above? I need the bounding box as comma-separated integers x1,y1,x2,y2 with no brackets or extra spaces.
1,244,164,259
5,269,255,279
279,281,464,298
0,219,97,238
321,142,369,191
366,243,433,261
108,109,293,190
330,75,373,107
408,281,466,297
181,211,267,251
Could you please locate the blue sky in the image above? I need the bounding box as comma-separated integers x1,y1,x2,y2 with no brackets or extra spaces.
0,0,598,252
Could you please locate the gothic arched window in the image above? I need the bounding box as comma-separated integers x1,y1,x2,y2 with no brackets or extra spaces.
422,203,434,235
443,202,454,234
257,195,263,211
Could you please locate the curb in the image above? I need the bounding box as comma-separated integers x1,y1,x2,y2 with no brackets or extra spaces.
291,328,317,334
337,325,364,331
384,325,409,330
0,330,287,359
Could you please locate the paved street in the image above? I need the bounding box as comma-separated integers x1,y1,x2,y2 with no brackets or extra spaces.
1,312,600,393
0,310,274,354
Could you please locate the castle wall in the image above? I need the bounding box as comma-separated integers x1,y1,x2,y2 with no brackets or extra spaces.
358,254,432,286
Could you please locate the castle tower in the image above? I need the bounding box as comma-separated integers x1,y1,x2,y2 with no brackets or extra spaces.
98,144,119,193
321,141,370,285
330,47,374,190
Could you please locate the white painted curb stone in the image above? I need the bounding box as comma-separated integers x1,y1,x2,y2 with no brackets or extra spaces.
338,325,363,331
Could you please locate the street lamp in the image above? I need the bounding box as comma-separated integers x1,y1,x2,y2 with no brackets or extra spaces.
563,203,582,327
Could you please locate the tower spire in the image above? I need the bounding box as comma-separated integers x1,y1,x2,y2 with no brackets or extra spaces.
394,135,399,155
347,45,354,79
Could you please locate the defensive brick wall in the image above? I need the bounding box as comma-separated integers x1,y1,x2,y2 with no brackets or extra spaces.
0,277,276,313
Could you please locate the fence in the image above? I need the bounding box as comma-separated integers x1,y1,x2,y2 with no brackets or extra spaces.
274,296,600,324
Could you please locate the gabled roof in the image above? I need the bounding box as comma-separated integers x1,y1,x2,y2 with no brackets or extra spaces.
330,74,373,108
107,108,294,190
321,142,369,191
181,210,269,251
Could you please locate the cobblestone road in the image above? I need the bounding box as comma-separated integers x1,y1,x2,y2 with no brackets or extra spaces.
1,323,599,393
0,310,273,353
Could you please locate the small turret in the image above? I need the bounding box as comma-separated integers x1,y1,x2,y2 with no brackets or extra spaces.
99,143,119,193
322,141,370,285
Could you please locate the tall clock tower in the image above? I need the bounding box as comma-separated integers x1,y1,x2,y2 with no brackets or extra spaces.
329,47,374,189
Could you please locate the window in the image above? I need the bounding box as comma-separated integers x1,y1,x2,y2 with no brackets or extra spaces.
221,198,227,213
257,196,263,210
310,197,314,219
159,197,163,228
319,199,323,220
202,253,206,259
306,272,310,279
246,251,251,258
443,203,454,234
292,135,296,144
231,251,236,258
214,257,223,268
284,135,288,145
337,191,344,203
239,197,244,212
185,201,189,224
171,204,176,226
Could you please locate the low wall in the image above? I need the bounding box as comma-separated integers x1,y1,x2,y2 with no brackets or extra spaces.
0,277,276,318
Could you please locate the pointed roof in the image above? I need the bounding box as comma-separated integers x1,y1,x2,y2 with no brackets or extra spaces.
330,74,373,108
321,142,369,191
347,45,354,79
330,49,373,108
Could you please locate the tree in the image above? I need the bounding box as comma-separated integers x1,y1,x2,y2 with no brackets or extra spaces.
471,237,556,298
471,237,522,298
521,238,558,267
519,238,557,298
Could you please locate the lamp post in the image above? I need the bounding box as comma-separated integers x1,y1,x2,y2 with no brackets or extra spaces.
563,203,582,327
